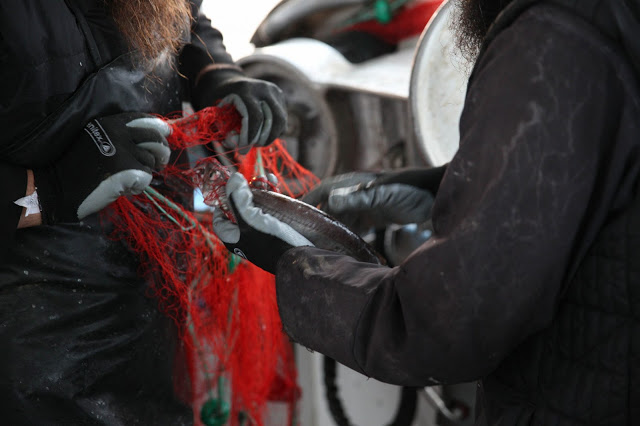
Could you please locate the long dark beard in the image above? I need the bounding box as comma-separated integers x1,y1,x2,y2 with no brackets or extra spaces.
109,0,192,67
454,0,515,62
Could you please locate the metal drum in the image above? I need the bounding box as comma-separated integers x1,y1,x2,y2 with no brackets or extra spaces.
409,0,473,166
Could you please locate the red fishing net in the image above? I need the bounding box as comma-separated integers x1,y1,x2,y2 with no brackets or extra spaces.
104,105,318,425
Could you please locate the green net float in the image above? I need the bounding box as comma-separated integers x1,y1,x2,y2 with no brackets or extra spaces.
374,0,392,23
200,398,231,426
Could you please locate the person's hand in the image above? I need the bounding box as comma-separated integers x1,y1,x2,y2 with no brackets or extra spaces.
302,167,446,229
191,66,287,150
34,112,171,224
212,173,312,274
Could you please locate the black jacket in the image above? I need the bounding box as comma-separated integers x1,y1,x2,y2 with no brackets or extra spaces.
0,0,232,250
275,0,640,424
0,1,233,424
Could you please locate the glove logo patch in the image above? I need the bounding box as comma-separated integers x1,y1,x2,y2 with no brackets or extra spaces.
85,121,116,157
233,248,247,259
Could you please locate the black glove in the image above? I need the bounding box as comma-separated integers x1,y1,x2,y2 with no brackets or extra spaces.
191,66,287,149
302,166,448,229
34,112,171,224
212,173,312,274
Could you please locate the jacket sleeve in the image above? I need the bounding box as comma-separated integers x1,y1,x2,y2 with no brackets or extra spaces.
0,163,27,258
274,14,629,386
179,3,235,89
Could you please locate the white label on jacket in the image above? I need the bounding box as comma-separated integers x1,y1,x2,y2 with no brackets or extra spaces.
85,121,116,156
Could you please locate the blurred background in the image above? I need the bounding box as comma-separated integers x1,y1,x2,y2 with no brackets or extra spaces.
202,0,280,60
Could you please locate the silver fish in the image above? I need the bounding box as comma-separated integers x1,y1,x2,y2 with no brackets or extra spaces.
195,159,383,264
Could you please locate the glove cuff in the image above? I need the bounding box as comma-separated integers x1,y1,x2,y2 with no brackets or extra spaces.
194,63,244,87
191,64,245,111
373,165,448,194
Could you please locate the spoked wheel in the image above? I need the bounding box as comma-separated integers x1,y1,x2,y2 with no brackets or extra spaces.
323,356,418,426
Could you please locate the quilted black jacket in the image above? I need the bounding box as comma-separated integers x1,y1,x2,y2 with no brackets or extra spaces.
0,0,232,250
0,1,233,424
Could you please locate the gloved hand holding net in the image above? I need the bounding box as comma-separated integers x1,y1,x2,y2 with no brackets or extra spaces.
34,112,171,224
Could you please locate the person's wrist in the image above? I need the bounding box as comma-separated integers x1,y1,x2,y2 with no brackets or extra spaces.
17,170,42,228
26,169,36,195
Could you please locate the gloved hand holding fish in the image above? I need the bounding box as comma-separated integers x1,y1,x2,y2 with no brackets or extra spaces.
301,166,446,233
196,159,383,274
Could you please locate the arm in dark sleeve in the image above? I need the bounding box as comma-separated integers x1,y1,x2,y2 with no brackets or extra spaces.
275,16,626,386
0,163,28,257
179,4,235,87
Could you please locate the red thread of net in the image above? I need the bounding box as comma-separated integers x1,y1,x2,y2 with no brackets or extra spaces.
105,105,317,425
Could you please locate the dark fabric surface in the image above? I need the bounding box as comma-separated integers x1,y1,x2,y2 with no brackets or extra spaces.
477,191,640,425
0,163,27,259
0,216,192,425
179,1,235,93
0,0,233,423
276,1,640,424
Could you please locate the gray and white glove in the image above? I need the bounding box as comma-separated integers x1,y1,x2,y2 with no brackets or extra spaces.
34,112,171,224
213,172,312,274
191,67,287,151
217,93,274,151
302,167,446,230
